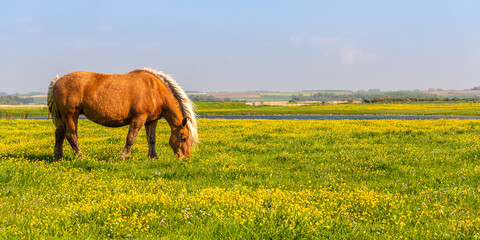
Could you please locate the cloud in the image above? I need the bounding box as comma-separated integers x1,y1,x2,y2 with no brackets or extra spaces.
340,46,359,64
289,36,303,47
65,39,121,51
308,36,351,48
136,42,164,51
290,36,379,65
310,37,361,64
99,24,114,33
17,17,43,35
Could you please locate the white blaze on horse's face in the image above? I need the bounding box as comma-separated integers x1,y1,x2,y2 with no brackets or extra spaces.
169,118,191,158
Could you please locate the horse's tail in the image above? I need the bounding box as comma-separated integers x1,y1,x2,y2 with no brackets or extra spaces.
47,75,62,127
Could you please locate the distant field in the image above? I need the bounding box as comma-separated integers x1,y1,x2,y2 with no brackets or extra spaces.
191,92,261,99
195,102,480,116
422,90,480,98
190,90,480,103
4,102,480,118
188,92,317,102
0,106,48,118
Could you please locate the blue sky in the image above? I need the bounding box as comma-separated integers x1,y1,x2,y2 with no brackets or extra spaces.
0,1,479,93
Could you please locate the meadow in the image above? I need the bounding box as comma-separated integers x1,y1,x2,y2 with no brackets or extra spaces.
4,102,480,118
0,106,49,118
195,102,480,116
0,118,479,239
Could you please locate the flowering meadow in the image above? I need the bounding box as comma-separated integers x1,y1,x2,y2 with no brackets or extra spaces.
4,102,480,118
195,102,480,116
0,118,479,239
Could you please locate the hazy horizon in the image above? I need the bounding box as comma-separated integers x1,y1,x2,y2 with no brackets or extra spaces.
2,88,479,96
1,1,479,93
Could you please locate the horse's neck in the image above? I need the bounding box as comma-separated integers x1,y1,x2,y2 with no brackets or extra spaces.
162,101,184,129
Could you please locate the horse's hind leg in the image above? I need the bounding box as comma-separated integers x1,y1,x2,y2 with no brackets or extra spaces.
121,117,146,159
65,110,84,158
54,120,66,161
145,120,158,158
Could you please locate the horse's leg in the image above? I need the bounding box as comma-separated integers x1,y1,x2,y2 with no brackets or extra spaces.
65,109,84,158
54,120,66,161
72,112,84,157
121,117,146,159
145,120,158,159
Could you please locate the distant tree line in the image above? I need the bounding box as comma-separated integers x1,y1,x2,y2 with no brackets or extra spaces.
292,92,351,101
20,98,34,104
189,95,234,103
363,97,480,103
0,96,22,105
301,89,352,93
292,91,437,102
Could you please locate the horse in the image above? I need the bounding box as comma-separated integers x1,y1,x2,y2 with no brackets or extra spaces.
47,68,198,161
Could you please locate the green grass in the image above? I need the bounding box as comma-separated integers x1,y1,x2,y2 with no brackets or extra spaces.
0,106,49,118
4,102,480,117
0,119,479,238
197,102,480,116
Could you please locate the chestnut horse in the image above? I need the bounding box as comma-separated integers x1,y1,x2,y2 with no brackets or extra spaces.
47,68,198,161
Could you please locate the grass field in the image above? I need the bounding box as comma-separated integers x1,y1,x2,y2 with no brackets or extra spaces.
0,106,49,118
4,102,480,118
1,119,479,238
195,102,480,116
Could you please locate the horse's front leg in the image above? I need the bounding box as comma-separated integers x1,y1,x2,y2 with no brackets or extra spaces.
145,120,158,159
65,116,84,158
121,118,146,159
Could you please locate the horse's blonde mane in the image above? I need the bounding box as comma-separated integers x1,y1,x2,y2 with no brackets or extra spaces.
142,68,199,146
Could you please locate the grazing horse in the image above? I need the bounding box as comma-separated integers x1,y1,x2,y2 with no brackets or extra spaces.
47,68,198,161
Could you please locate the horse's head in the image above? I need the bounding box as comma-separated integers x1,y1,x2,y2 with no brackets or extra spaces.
169,117,191,158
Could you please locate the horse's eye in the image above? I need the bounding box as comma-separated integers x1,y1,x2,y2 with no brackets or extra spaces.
181,136,187,142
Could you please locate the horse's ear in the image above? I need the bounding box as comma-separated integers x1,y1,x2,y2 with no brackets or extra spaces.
181,117,188,128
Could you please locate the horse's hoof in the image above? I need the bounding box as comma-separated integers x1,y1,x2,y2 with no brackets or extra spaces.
53,154,63,162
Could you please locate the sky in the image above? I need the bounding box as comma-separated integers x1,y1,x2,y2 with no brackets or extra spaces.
0,1,479,93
